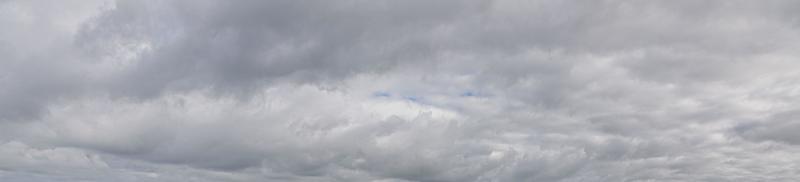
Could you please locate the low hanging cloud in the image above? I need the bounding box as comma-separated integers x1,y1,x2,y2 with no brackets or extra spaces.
3,0,800,181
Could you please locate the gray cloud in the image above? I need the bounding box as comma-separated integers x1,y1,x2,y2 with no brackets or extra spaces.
3,0,800,181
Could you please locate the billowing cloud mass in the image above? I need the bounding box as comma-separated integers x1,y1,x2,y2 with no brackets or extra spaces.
3,0,800,181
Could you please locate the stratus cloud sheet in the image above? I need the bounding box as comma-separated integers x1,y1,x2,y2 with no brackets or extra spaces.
2,0,800,181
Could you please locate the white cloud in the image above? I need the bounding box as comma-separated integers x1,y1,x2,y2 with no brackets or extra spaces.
4,0,800,181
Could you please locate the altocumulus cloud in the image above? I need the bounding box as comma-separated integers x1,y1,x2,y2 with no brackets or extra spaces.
3,0,800,181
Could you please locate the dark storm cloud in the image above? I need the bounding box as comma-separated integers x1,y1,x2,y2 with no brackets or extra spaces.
4,0,800,181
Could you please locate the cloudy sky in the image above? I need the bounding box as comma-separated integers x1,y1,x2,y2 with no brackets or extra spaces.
3,0,800,181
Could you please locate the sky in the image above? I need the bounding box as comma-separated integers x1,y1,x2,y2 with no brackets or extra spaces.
2,0,800,181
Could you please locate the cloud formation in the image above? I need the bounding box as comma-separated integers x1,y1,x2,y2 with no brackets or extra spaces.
3,0,800,181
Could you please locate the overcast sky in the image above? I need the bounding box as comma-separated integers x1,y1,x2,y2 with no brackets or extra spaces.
3,0,800,181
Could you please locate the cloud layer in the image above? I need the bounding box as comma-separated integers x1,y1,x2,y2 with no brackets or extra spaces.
3,0,800,181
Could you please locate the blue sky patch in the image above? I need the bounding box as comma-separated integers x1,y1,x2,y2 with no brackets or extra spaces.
372,91,391,98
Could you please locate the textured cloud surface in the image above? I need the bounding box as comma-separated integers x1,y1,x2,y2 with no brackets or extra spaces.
3,0,800,181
